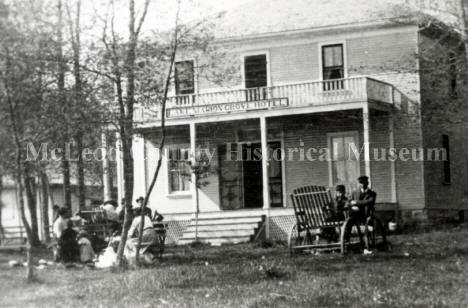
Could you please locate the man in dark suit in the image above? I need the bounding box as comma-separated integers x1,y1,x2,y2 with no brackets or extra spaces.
349,175,376,222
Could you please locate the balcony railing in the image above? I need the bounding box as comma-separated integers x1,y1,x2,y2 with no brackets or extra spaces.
135,77,403,122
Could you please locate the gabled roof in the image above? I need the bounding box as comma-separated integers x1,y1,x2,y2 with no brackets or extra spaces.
212,0,458,40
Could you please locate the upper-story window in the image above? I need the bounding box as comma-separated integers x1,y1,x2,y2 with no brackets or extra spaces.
244,54,268,100
244,54,267,88
322,44,344,80
175,60,195,95
322,44,344,90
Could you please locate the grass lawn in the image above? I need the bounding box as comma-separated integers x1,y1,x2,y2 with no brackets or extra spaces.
1,225,468,308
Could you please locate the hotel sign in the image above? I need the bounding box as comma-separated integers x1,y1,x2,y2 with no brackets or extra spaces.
166,98,289,118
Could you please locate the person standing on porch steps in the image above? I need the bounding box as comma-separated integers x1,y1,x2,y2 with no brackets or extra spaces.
349,176,376,222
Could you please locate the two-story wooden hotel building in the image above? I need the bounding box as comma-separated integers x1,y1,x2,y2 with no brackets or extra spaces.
115,0,468,244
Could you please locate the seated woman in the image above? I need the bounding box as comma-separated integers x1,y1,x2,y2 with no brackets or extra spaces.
77,230,95,264
58,220,80,263
124,207,158,265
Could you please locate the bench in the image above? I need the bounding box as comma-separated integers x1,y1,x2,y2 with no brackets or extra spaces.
289,185,364,254
77,210,113,251
0,226,28,251
289,185,387,254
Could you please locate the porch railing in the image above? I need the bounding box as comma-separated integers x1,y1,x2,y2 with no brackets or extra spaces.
135,77,402,122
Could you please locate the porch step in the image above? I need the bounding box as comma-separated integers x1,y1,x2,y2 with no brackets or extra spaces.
182,229,255,238
185,223,259,232
185,217,263,226
178,214,265,246
178,236,253,246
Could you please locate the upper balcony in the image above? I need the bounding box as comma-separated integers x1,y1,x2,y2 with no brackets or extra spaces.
134,77,406,124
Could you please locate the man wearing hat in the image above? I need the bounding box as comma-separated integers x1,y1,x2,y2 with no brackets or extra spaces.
134,196,152,218
349,175,376,222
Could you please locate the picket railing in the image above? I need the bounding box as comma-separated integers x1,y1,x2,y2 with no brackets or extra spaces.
135,77,398,122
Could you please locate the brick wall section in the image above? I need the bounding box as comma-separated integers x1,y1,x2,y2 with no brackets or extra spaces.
369,112,392,202
419,32,468,211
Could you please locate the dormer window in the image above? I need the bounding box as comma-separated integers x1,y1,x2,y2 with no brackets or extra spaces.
175,60,195,95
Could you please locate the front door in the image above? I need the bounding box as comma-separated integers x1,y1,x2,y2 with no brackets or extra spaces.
242,143,263,208
219,142,284,210
268,142,283,208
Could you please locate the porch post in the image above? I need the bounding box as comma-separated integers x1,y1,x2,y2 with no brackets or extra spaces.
190,122,197,210
115,131,124,205
101,130,113,202
389,115,397,203
362,104,371,184
260,116,270,239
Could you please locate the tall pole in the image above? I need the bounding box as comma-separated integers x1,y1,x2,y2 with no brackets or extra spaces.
190,123,199,241
260,116,270,239
363,104,371,186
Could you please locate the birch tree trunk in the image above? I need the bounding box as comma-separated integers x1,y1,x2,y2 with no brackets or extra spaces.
24,170,40,246
40,171,50,242
114,0,150,267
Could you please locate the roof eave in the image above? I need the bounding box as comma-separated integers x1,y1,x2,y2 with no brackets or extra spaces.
213,19,418,44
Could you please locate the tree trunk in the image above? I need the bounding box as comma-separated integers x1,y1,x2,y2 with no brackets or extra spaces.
26,245,34,281
459,0,468,65
24,166,40,246
68,0,85,210
4,44,35,281
76,134,86,210
101,130,113,201
40,171,50,242
57,0,71,211
62,158,72,211
135,11,179,264
113,0,151,267
115,132,134,267
0,176,3,232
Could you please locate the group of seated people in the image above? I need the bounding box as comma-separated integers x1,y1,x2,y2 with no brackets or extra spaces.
327,175,377,222
52,196,163,265
322,175,377,240
52,208,96,264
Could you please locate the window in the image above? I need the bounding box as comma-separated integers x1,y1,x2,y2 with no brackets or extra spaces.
244,54,268,100
322,44,344,90
175,60,195,95
329,133,359,185
448,52,457,98
168,148,191,193
442,134,451,184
